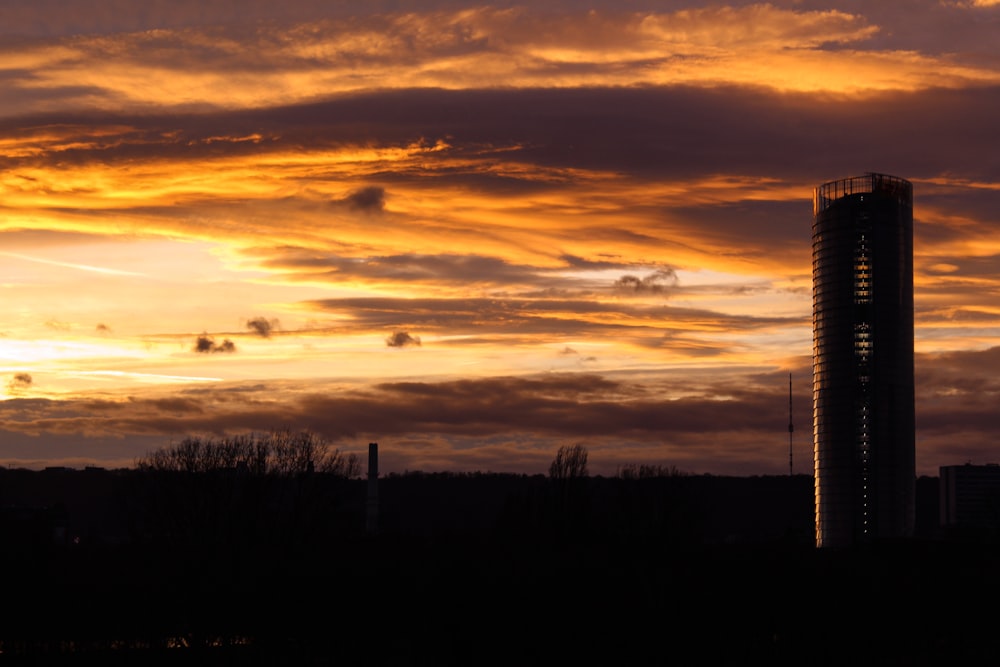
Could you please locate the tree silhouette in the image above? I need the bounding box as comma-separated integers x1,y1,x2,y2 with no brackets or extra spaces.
135,429,360,476
126,429,362,574
549,444,588,479
547,445,590,538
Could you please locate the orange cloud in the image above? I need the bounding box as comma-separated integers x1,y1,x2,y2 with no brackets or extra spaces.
4,5,999,119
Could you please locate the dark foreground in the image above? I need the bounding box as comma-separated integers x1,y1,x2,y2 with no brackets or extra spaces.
1,469,995,664
3,536,999,665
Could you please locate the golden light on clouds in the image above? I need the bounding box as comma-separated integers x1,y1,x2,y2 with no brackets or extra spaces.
1,1,999,476
5,4,1000,121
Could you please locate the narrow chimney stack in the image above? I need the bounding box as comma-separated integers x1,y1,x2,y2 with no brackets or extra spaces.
366,442,379,534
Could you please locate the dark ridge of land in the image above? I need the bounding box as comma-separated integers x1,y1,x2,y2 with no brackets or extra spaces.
0,468,991,665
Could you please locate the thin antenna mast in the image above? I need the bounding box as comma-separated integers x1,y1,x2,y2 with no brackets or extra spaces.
788,373,794,476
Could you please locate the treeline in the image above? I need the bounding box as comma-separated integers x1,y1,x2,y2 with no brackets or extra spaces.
5,433,947,554
135,429,361,477
1,447,816,560
0,433,960,663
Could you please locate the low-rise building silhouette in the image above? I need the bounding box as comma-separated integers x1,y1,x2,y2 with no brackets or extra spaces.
940,463,1000,540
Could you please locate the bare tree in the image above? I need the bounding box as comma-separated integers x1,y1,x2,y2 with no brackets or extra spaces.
136,429,360,477
128,430,362,562
549,444,589,480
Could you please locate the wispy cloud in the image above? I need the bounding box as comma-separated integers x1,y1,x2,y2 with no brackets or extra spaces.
0,251,144,276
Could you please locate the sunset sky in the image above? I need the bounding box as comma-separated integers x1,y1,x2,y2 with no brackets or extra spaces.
2,0,999,477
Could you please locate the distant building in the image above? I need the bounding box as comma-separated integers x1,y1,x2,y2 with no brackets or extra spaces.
812,173,916,548
940,464,1000,539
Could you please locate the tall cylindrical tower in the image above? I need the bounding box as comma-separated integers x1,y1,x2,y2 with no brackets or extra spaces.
813,172,915,548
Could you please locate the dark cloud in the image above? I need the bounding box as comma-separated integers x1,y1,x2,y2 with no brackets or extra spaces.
246,317,279,338
6,373,33,392
258,84,996,185
386,331,421,348
916,347,1000,394
0,357,994,477
0,371,812,474
613,269,678,293
255,251,581,288
194,334,236,353
342,186,386,214
10,84,999,186
301,296,798,342
143,397,206,414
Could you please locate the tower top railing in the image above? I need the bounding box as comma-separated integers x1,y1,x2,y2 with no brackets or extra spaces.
813,172,912,215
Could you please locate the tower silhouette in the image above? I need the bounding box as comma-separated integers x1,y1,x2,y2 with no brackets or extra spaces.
366,442,379,534
788,373,795,476
812,172,915,548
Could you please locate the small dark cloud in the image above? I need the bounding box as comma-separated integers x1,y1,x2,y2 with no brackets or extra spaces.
194,335,214,353
7,373,32,392
343,186,385,213
194,334,236,353
246,316,279,338
614,269,678,293
386,331,421,348
96,323,111,333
